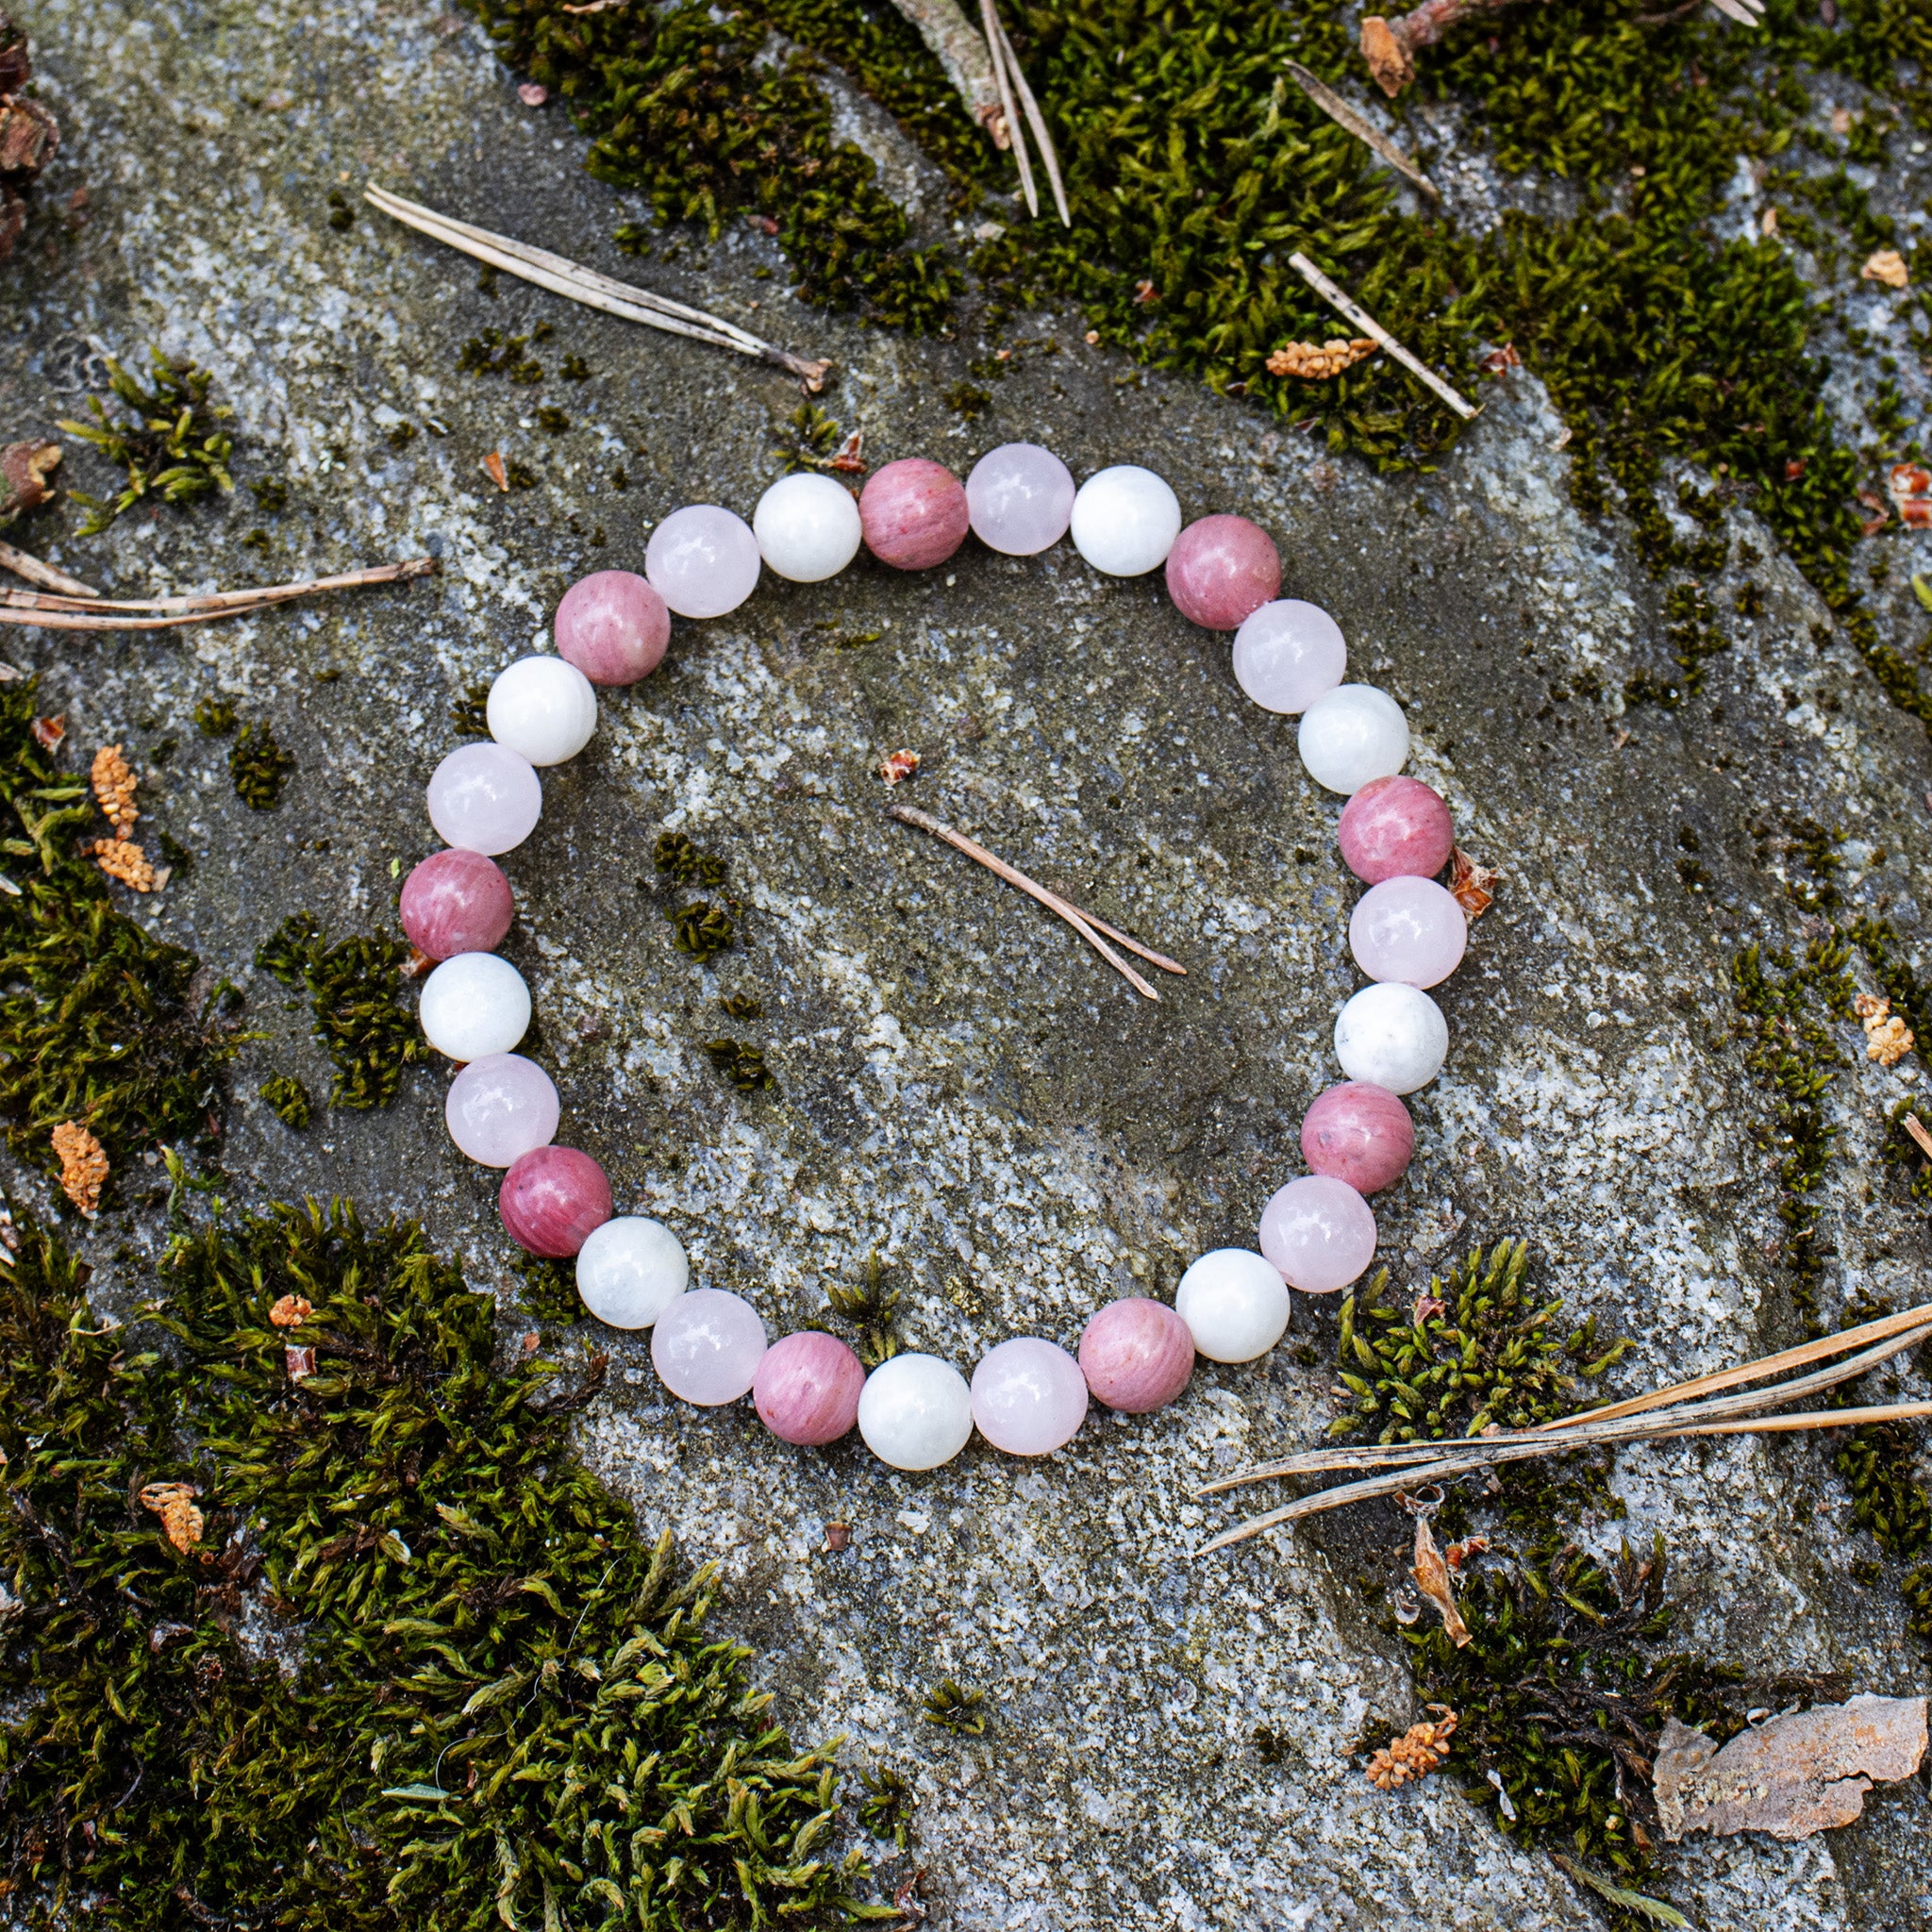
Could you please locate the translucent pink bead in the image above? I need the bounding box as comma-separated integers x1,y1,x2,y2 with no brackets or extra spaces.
1232,599,1347,713
970,1337,1090,1456
1350,875,1468,988
1301,1082,1414,1194
1338,775,1455,884
1077,1297,1193,1413
965,442,1074,556
400,848,514,960
859,458,970,571
1258,1174,1377,1293
645,506,760,619
653,1288,768,1405
446,1053,559,1167
427,743,542,856
499,1145,612,1257
754,1330,865,1444
1164,514,1281,631
554,570,670,686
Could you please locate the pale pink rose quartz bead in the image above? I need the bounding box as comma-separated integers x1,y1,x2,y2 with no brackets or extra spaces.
859,458,970,571
970,1337,1090,1455
1077,1297,1194,1413
1300,1082,1414,1194
1164,513,1281,630
1337,774,1455,884
754,1330,866,1445
554,570,671,686
1350,875,1468,988
1258,1174,1377,1293
965,442,1075,556
653,1288,768,1406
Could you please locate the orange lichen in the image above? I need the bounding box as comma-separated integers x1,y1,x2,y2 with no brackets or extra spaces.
268,1293,312,1328
50,1120,107,1214
138,1481,205,1553
1855,993,1914,1067
91,838,154,891
91,742,138,837
1266,337,1377,380
1366,1705,1459,1790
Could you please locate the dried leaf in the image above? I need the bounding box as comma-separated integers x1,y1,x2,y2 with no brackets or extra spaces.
1654,1695,1927,1841
29,712,63,750
878,748,921,785
1890,464,1932,530
1862,248,1909,289
1449,847,1498,919
1359,15,1414,96
1411,1514,1471,1646
483,451,508,492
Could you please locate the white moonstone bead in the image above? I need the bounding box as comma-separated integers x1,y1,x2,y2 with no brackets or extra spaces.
1334,981,1448,1093
1069,464,1182,576
418,952,532,1061
857,1353,974,1470
577,1216,690,1328
1174,1248,1291,1363
1297,684,1410,795
486,655,598,767
753,472,862,583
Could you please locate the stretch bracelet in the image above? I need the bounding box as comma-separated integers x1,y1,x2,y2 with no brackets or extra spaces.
398,441,1473,1471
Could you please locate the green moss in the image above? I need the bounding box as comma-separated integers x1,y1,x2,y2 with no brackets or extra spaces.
704,1037,774,1092
228,719,294,810
58,349,235,534
194,693,238,736
670,899,738,962
258,1072,314,1128
825,1250,902,1366
458,321,553,382
449,679,492,737
919,1679,985,1735
657,830,727,889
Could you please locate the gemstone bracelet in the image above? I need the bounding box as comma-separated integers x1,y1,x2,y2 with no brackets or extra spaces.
400,443,1469,1471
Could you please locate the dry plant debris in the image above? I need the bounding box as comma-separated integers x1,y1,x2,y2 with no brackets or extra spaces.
0,9,57,261
1889,463,1932,531
878,747,921,784
268,1292,311,1328
1855,991,1914,1066
0,438,59,523
90,838,155,892
138,1481,205,1554
1410,1513,1472,1646
1450,847,1499,919
1365,1704,1457,1789
1861,247,1908,289
1654,1695,1927,1840
49,1120,107,1214
1266,337,1378,380
90,743,138,837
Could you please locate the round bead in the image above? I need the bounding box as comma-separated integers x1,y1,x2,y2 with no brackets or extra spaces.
1301,1082,1415,1194
445,1052,558,1166
859,458,970,571
419,952,531,1061
755,1330,867,1444
554,570,670,686
400,848,514,960
1258,1174,1377,1294
965,442,1075,556
856,1353,974,1470
1175,1249,1290,1362
1350,875,1468,988
652,1288,767,1405
1334,982,1448,1093
1297,685,1411,796
499,1144,612,1257
970,1337,1090,1456
487,656,598,767
1338,774,1455,884
1164,514,1281,631
1069,465,1182,576
645,505,761,619
1077,1297,1193,1413
753,472,863,583
427,742,542,856
1232,599,1347,714
576,1216,689,1328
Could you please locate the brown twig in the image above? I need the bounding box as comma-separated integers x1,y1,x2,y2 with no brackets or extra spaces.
1288,253,1478,421
0,558,436,630
1905,1113,1932,1162
1285,61,1440,201
0,538,97,598
885,0,1007,145
979,0,1037,219
886,803,1183,1000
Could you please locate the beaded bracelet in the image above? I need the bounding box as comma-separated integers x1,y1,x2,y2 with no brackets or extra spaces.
398,441,1470,1472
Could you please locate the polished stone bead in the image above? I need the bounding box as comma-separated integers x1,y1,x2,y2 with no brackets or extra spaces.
1069,464,1181,576
487,655,598,767
1174,1248,1291,1362
498,1144,612,1257
1337,774,1455,884
1350,874,1467,988
645,505,761,618
859,458,970,571
857,1352,974,1469
965,442,1075,556
1300,1081,1414,1194
426,742,542,855
1164,514,1281,630
1258,1174,1377,1293
1232,599,1347,714
754,471,863,583
971,1337,1090,1456
1077,1297,1193,1413
444,1053,558,1167
555,570,670,686
418,952,531,1061
1297,685,1410,795
400,848,514,960
754,1329,866,1444
652,1287,768,1404
576,1216,689,1327
1334,981,1448,1093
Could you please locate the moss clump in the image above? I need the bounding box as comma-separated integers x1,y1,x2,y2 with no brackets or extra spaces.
193,693,238,737
58,348,235,534
258,1072,313,1128
228,718,294,809
256,913,431,1109
670,898,738,962
825,1249,903,1366
0,1197,884,1928
457,320,552,382
449,679,491,737
656,829,727,888
704,1037,774,1092
920,1679,986,1735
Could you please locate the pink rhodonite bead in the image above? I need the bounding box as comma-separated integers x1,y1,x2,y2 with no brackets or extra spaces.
554,570,671,686
754,1330,866,1444
1300,1081,1415,1194
1077,1297,1194,1413
499,1145,612,1257
859,458,970,570
1338,774,1455,884
399,847,515,959
1258,1174,1377,1292
1164,513,1281,630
